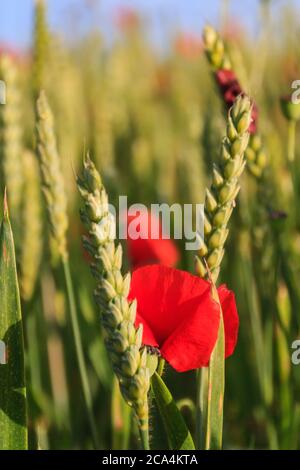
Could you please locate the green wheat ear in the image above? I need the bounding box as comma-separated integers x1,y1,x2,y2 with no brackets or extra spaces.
35,90,68,260
20,150,43,302
0,55,23,217
196,95,252,283
202,25,268,180
77,155,150,449
32,0,50,97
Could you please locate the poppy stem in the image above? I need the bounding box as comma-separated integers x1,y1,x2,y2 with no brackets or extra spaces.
157,358,165,376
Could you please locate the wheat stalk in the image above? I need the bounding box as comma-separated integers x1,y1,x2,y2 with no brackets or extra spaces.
35,91,99,447
36,90,68,260
32,0,49,97
196,95,252,283
77,155,150,449
20,150,43,301
202,25,267,179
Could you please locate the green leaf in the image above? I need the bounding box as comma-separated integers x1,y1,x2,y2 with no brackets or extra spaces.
151,372,195,450
0,196,27,449
204,286,225,450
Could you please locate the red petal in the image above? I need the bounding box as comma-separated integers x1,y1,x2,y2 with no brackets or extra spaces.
135,312,159,347
129,265,222,372
215,69,237,88
217,285,239,358
126,210,179,268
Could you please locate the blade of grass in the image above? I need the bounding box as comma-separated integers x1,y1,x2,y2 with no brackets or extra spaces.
151,372,195,450
62,257,100,449
0,193,27,449
203,285,225,450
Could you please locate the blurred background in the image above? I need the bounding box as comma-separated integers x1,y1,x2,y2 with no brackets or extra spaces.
0,0,293,50
1,0,300,450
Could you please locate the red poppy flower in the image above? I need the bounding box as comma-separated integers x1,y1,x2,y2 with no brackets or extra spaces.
125,209,180,269
215,69,258,134
128,265,239,372
174,33,203,60
114,7,140,32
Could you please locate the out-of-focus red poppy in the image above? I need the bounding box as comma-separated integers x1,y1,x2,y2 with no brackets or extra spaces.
125,209,180,269
128,265,239,372
215,69,258,134
221,20,244,43
114,7,140,32
175,33,203,60
0,43,24,63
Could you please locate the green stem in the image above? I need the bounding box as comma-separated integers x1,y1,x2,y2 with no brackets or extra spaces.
138,424,150,450
157,358,165,376
195,368,208,449
288,120,296,163
62,257,99,449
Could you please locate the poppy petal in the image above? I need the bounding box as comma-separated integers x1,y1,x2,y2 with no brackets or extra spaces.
160,292,221,372
129,265,213,347
135,312,159,347
126,210,179,268
217,285,239,358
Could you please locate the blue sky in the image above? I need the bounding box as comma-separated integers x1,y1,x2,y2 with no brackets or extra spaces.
0,0,297,50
